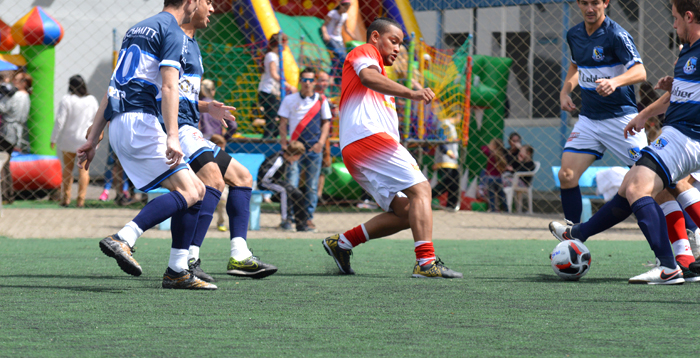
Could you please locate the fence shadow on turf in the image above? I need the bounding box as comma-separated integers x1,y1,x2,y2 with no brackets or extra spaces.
0,284,131,293
482,274,629,283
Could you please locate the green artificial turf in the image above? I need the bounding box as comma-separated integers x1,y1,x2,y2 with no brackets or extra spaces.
1,237,699,357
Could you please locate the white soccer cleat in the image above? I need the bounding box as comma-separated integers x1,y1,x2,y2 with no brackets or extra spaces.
628,259,685,285
548,220,578,242
688,228,700,260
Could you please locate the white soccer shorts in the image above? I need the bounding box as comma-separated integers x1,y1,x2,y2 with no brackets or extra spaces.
564,114,647,166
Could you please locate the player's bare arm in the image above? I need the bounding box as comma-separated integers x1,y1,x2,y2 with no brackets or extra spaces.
560,62,579,111
358,67,434,103
595,63,646,97
624,91,670,139
279,116,289,149
160,66,184,168
77,93,109,170
199,100,235,127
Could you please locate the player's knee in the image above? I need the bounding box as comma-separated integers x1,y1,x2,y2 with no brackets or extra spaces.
207,176,225,192
239,169,253,188
558,168,576,186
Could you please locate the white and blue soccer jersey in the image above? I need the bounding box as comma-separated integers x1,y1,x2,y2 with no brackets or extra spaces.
664,42,700,141
567,17,642,120
104,12,185,120
165,34,202,128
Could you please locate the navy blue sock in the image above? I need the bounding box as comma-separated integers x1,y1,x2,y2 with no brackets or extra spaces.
561,186,583,223
191,186,221,248
574,194,632,242
132,191,187,232
227,186,252,240
683,208,698,231
631,196,676,268
171,201,202,250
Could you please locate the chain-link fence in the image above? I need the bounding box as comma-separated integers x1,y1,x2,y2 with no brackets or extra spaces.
0,0,678,231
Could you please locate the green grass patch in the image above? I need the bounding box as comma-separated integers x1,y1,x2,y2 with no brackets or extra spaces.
1,237,699,357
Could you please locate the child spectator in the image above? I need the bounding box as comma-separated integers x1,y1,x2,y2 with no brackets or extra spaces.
209,134,229,231
258,141,313,232
480,138,508,212
199,79,236,141
51,75,98,207
505,145,536,188
321,0,355,81
431,117,460,211
505,132,522,166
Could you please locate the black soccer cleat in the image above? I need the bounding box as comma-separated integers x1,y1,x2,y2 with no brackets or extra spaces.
99,234,142,276
188,258,216,282
322,234,355,275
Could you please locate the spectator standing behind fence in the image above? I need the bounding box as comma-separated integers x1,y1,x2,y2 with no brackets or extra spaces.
0,72,31,153
258,32,290,139
199,79,235,140
50,75,98,207
278,68,331,232
432,117,460,212
315,70,334,201
480,138,508,212
258,141,309,232
321,0,355,81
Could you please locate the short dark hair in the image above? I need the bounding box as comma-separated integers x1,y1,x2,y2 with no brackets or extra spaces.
673,0,700,23
366,17,403,42
299,67,315,79
164,0,186,8
69,75,88,97
522,145,534,157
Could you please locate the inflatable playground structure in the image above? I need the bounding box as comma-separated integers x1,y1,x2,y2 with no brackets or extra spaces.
199,0,513,189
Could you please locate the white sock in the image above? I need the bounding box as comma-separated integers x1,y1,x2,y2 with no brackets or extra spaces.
659,201,682,216
188,245,200,262
230,237,253,261
337,234,353,250
677,188,700,209
117,221,143,247
168,248,189,273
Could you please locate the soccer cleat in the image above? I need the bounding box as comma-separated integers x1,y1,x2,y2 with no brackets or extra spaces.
217,225,227,232
227,255,278,279
322,234,354,275
99,234,142,276
188,258,216,283
628,259,684,285
548,220,579,242
162,267,217,290
411,258,463,278
687,229,700,260
680,264,700,283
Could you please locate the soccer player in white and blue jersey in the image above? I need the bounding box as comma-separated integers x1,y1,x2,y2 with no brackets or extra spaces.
558,0,647,224
77,0,216,290
128,0,278,281
550,0,700,284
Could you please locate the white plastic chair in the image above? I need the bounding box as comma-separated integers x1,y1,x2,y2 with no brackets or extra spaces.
504,161,540,215
0,152,9,217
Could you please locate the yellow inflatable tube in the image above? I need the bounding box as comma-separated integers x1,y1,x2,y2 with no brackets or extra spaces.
394,0,423,40
251,0,299,88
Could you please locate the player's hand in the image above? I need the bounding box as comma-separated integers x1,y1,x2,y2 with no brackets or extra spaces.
655,76,673,92
595,78,618,97
208,101,235,127
412,88,435,104
560,94,576,112
623,114,647,139
50,142,55,150
165,135,184,168
76,141,96,170
311,142,323,153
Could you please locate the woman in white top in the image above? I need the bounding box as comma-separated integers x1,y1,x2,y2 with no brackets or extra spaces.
258,32,288,139
51,75,98,207
321,0,354,79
